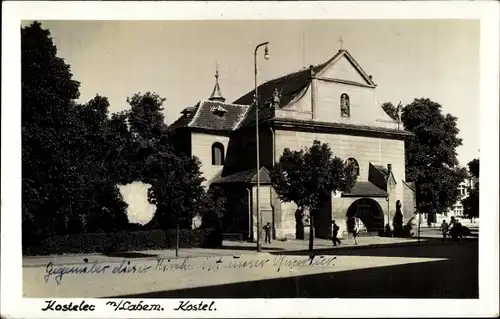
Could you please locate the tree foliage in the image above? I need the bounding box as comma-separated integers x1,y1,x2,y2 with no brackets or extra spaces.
462,158,479,220
399,98,468,219
468,158,479,179
22,22,219,247
22,21,131,239
271,140,357,251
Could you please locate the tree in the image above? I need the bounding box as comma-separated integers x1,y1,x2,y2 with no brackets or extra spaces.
144,151,205,229
199,186,227,230
401,98,468,221
22,21,129,241
271,140,357,252
462,158,479,221
122,92,208,230
467,158,479,179
22,21,81,240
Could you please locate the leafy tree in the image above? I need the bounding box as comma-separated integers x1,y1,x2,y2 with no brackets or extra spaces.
462,158,479,221
199,186,227,230
22,22,130,242
22,21,81,240
468,158,479,179
68,95,130,233
401,98,468,221
122,92,209,230
143,152,205,229
271,140,356,252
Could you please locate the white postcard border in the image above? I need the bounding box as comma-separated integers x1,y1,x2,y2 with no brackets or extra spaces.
2,1,499,318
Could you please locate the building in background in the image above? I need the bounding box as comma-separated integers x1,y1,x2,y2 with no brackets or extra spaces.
170,49,416,240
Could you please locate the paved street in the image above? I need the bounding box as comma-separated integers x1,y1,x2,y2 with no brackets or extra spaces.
23,228,478,298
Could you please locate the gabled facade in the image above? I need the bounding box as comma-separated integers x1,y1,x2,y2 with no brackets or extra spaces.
171,49,416,240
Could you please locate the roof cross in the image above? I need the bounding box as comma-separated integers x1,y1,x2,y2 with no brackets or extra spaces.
338,36,344,50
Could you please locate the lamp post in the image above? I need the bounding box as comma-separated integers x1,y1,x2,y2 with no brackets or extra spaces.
254,41,270,252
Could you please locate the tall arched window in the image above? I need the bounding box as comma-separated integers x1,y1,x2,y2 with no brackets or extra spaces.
340,93,350,117
346,157,360,176
211,142,225,165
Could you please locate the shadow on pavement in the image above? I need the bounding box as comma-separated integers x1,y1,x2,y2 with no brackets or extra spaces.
272,237,478,259
209,246,286,252
109,241,478,299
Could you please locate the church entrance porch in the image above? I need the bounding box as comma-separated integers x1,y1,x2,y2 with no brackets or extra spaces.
346,198,385,236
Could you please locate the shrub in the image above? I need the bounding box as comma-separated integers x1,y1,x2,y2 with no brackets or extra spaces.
24,228,222,256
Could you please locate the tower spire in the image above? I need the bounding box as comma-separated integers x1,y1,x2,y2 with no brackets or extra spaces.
208,62,226,102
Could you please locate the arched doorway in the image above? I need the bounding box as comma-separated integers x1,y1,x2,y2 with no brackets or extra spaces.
346,198,384,236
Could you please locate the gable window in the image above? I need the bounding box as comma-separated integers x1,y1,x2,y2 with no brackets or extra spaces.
211,142,225,166
346,158,360,176
340,93,350,117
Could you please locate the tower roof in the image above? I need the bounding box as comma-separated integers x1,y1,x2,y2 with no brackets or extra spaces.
208,68,226,102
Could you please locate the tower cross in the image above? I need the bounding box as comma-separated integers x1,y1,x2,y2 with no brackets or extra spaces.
338,36,344,50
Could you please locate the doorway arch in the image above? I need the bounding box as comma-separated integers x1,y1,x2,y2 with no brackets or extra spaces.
346,198,384,235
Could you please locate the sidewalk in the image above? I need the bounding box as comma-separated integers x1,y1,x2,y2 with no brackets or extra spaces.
23,236,425,267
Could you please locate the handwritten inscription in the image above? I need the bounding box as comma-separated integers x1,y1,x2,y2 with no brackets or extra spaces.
41,300,95,312
174,301,216,311
43,255,337,284
106,300,163,311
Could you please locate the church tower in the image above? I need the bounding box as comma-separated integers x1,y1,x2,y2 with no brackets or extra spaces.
208,66,226,103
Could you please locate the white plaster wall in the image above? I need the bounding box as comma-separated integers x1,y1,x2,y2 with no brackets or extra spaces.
191,132,230,187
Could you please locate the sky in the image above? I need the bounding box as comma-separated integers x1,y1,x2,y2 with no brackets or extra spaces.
30,19,480,166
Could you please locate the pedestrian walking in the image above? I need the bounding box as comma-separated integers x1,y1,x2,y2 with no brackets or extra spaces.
263,222,272,244
353,223,359,245
449,216,460,244
331,220,341,246
439,219,449,242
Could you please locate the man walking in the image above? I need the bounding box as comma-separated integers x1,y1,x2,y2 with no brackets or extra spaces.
353,222,359,245
439,219,449,242
263,222,272,244
449,216,460,243
332,220,341,246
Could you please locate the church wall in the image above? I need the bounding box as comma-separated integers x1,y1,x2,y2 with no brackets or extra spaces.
275,109,313,121
403,183,417,222
273,129,406,235
274,129,405,186
332,195,390,238
275,85,313,120
223,127,274,176
191,132,230,186
217,184,251,237
313,79,378,125
251,185,273,241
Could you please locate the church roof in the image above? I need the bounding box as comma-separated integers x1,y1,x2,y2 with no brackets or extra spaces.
233,62,327,127
342,181,388,197
169,100,249,132
212,167,271,184
233,49,378,128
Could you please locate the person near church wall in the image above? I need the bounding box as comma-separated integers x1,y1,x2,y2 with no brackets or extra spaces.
263,222,272,244
331,220,341,246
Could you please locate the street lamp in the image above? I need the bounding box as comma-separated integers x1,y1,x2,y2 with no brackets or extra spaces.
254,41,270,252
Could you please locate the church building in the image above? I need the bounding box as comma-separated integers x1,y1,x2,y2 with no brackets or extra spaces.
170,48,416,240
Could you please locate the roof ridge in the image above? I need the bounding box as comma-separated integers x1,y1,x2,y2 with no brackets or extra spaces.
201,99,250,108
187,101,204,127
